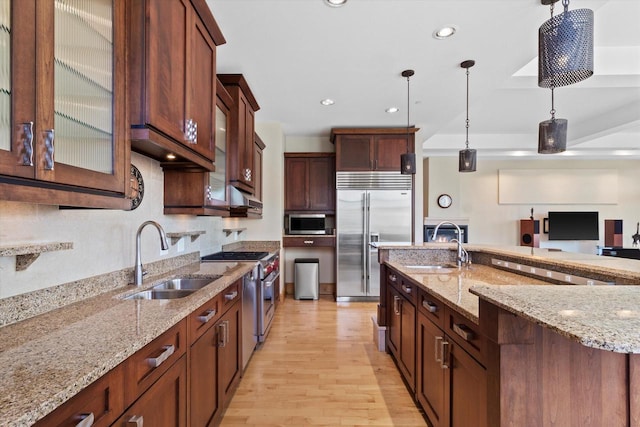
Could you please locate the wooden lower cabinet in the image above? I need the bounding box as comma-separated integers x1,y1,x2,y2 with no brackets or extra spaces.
417,310,487,427
114,355,188,427
189,280,242,427
387,284,416,392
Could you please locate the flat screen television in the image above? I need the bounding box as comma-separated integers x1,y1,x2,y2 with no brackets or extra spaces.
548,211,599,240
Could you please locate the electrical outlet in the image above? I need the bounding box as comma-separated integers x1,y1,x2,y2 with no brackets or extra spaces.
177,239,185,253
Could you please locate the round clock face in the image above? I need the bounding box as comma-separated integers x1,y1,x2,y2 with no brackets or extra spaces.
130,164,144,210
437,194,452,209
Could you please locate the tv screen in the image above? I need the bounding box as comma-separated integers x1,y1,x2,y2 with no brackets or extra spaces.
548,211,599,241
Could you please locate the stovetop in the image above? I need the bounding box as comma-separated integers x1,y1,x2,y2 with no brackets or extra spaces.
201,251,269,261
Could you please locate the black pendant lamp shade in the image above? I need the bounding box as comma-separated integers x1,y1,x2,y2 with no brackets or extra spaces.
538,118,568,154
538,1,594,88
459,60,476,173
400,69,416,175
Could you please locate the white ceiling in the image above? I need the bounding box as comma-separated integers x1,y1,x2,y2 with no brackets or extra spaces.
207,0,640,159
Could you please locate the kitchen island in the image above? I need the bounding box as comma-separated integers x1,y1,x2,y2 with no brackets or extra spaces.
378,244,640,427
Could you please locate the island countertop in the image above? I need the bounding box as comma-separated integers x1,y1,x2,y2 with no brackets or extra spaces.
379,244,640,353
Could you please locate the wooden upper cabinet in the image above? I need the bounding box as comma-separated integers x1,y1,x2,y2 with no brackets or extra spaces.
330,127,417,172
0,0,129,209
284,153,335,213
218,74,260,195
128,0,225,170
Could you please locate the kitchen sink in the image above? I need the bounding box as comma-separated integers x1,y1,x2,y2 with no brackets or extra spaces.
124,289,196,300
152,276,220,291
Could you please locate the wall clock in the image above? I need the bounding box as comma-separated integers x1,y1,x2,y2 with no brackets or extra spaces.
437,193,452,209
130,164,144,210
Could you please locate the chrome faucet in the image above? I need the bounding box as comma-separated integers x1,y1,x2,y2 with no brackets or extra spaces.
134,221,169,286
432,221,469,267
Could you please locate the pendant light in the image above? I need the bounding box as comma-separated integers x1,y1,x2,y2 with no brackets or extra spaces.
537,0,593,154
400,69,416,175
459,60,476,173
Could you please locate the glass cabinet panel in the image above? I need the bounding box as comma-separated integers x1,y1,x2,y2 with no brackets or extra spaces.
54,0,113,173
210,105,227,202
0,0,9,152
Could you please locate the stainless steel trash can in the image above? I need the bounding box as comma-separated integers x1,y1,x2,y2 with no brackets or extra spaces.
294,258,319,300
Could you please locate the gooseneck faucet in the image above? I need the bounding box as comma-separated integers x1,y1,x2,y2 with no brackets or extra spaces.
432,221,468,267
134,220,169,286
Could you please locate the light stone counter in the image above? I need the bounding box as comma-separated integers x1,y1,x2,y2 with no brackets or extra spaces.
0,260,255,426
380,244,640,354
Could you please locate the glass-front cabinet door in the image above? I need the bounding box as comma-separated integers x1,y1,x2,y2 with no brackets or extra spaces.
0,0,126,204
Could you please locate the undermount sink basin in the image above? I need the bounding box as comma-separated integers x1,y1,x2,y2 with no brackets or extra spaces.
124,289,195,300
152,276,220,291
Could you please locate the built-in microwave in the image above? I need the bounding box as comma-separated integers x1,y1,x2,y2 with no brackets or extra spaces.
288,214,327,235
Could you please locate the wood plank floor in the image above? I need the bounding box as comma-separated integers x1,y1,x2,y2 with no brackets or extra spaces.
220,296,427,426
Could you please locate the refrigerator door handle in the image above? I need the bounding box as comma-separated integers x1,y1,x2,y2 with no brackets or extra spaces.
365,192,371,294
361,192,367,294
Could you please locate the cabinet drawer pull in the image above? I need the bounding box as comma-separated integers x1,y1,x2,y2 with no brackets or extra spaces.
146,344,175,368
225,290,238,301
389,274,397,282
423,300,438,313
197,308,217,323
127,415,144,426
453,323,475,341
43,129,55,170
19,122,34,166
74,413,94,427
401,284,412,294
441,340,450,369
304,240,314,244
435,336,443,363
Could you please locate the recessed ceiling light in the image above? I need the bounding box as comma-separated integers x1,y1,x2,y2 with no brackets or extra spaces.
433,25,457,40
320,99,335,106
386,107,399,113
324,0,347,7
166,153,176,160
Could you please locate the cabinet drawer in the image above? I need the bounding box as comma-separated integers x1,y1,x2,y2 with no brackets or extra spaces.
444,307,484,366
283,236,336,247
418,288,445,329
387,271,417,305
35,363,125,427
220,280,241,312
189,294,222,343
124,319,187,406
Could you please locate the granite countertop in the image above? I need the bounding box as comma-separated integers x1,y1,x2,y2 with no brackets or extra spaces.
470,285,640,353
0,261,255,426
385,261,550,323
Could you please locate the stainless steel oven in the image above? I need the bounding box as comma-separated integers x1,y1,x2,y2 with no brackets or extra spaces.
201,251,279,347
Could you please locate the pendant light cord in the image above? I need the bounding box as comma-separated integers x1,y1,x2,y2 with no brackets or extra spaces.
465,67,470,150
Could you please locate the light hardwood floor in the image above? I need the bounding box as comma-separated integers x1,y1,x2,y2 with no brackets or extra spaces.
220,296,427,426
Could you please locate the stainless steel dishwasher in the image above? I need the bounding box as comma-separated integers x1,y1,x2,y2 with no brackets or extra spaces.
241,264,260,370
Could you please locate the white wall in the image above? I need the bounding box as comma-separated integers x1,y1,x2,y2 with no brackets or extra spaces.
425,157,640,253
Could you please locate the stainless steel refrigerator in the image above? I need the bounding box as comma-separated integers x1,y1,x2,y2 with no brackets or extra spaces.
336,172,413,301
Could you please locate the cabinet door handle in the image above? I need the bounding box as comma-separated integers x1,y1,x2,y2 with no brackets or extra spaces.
441,340,450,369
303,240,314,244
401,284,411,294
127,415,144,426
218,321,228,348
43,129,55,170
453,323,475,341
393,295,400,315
435,336,443,363
243,168,252,182
197,308,217,323
146,344,175,368
185,118,197,144
19,122,34,166
74,413,94,427
225,290,238,301
423,300,438,313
